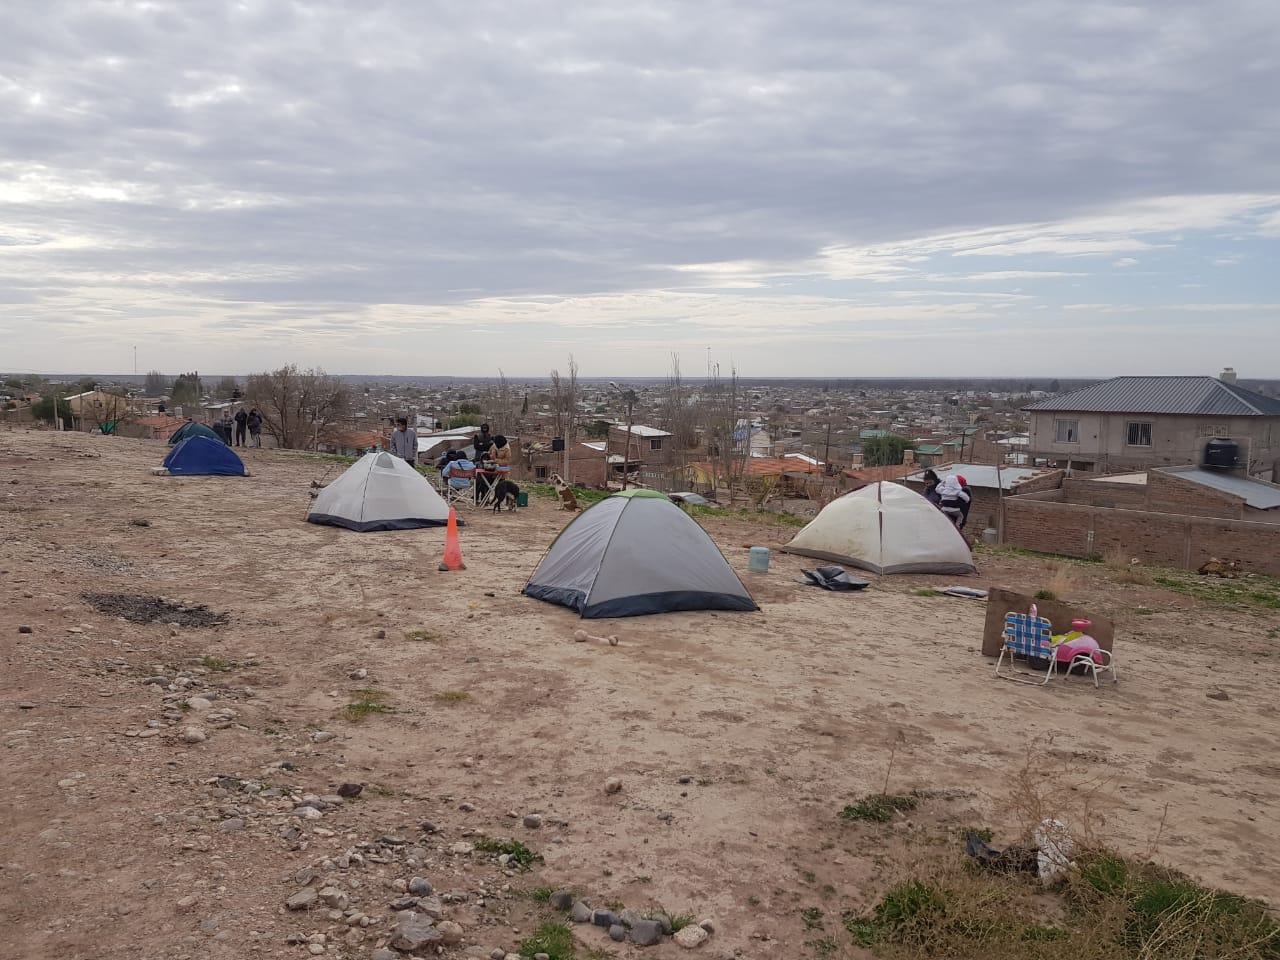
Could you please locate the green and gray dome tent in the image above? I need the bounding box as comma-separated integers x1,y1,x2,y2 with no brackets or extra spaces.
168,421,223,445
522,489,759,618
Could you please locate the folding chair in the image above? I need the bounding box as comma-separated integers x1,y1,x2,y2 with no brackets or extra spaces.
995,612,1057,685
1065,648,1118,688
443,467,477,508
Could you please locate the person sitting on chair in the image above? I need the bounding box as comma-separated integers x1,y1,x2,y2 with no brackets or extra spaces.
491,435,512,473
441,450,476,491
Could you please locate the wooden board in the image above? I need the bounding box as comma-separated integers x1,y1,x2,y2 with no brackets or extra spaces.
982,586,1115,658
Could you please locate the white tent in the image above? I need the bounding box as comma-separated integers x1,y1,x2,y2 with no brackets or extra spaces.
782,481,975,574
523,490,759,618
307,451,453,531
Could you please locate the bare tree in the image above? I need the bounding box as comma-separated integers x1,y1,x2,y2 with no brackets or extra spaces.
702,360,747,503
549,355,579,479
244,365,351,450
213,376,240,399
659,352,699,479
485,370,522,434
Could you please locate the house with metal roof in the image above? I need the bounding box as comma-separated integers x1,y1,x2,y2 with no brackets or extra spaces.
1023,371,1280,481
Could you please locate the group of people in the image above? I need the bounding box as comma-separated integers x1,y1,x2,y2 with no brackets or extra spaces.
213,407,262,447
922,469,971,529
388,419,512,502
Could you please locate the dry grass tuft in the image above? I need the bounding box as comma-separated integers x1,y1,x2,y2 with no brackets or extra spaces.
1041,562,1084,602
1104,548,1154,586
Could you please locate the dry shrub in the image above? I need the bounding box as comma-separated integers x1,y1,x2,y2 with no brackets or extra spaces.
1104,548,1153,587
1041,563,1084,602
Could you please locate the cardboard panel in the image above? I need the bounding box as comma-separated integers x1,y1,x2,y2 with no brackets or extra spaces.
982,586,1115,658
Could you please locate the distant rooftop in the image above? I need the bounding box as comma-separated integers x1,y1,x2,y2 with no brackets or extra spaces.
1024,377,1280,417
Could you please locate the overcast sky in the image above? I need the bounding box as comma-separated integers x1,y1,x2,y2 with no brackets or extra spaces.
3,0,1279,379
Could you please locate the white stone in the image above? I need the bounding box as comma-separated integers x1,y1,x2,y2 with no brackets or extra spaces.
674,925,710,949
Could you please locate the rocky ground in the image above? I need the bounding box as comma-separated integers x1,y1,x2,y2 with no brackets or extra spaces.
2,428,1277,960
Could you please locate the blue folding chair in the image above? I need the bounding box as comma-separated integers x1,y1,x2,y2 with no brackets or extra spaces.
996,612,1057,685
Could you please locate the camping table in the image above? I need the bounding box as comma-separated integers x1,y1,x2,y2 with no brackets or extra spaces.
474,468,506,509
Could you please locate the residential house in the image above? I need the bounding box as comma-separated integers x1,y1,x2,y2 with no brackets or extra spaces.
520,439,608,488
318,429,385,458
608,424,675,471
121,414,188,441
64,390,133,431
1024,373,1280,480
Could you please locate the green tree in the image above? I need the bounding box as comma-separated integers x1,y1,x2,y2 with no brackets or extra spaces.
32,392,72,429
582,419,611,439
446,413,483,430
862,435,908,467
457,402,482,415
214,376,240,399
170,372,202,408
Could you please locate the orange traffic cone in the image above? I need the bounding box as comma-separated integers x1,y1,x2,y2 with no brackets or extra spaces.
438,508,465,571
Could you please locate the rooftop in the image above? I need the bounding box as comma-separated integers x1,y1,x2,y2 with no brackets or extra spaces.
1160,467,1280,510
905,463,1055,490
1024,376,1280,417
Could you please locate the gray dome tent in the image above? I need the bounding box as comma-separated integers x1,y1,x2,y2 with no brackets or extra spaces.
307,451,453,531
523,489,759,618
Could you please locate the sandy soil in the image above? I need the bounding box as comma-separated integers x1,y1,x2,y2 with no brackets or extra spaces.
2,428,1277,960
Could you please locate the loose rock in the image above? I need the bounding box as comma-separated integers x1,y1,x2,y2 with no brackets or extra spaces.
570,900,593,923
436,920,464,945
675,925,710,948
18,626,33,634
523,814,543,829
629,919,665,946
180,726,207,744
604,777,622,795
408,877,433,896
548,890,574,911
390,913,443,951
609,924,627,942
286,888,318,911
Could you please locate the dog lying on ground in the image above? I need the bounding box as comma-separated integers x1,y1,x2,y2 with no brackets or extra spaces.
1198,557,1241,578
492,478,520,512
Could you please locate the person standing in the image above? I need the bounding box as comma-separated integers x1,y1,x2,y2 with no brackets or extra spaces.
233,407,248,446
922,469,942,506
247,408,262,447
390,417,418,467
936,475,971,529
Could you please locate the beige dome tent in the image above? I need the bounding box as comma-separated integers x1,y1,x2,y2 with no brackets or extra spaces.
782,481,975,575
307,451,452,531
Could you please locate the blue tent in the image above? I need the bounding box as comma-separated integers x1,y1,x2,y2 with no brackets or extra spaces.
162,436,247,476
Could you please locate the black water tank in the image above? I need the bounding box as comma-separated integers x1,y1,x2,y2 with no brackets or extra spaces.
551,436,565,452
1204,438,1240,469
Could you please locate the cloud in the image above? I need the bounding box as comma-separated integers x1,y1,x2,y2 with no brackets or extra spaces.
2,0,1280,374
1113,257,1139,267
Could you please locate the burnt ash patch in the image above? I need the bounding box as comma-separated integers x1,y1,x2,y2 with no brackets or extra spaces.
81,593,230,628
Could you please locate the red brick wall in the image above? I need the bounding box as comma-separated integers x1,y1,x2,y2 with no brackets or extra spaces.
1145,471,1244,519
1002,498,1280,575
1062,479,1150,509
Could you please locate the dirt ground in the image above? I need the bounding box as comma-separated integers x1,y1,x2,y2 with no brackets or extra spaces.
2,428,1277,960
